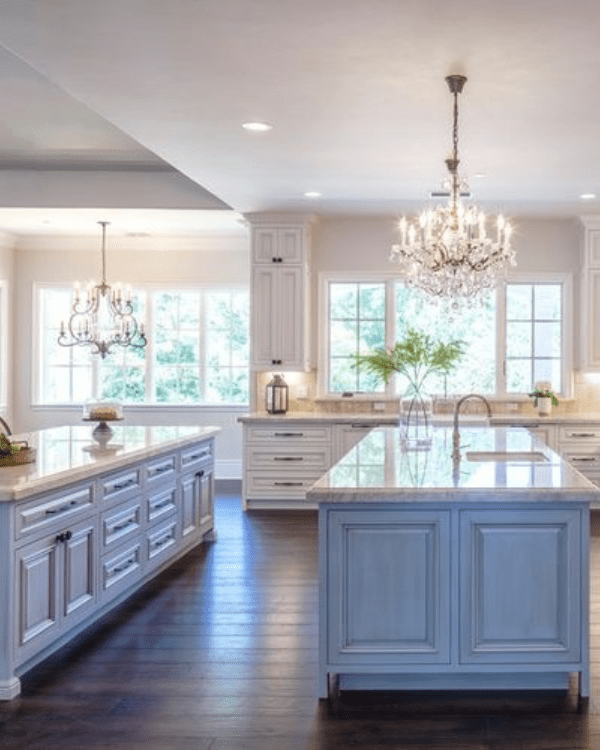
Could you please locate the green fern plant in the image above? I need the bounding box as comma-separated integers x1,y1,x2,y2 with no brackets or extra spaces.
354,328,464,397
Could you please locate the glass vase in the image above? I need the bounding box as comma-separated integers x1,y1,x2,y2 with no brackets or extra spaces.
400,391,433,450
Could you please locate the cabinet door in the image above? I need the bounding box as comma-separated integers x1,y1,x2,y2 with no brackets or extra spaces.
459,508,582,664
251,265,304,369
326,509,451,666
251,266,278,366
62,520,96,625
180,472,201,542
277,266,304,369
197,464,214,534
253,227,304,264
15,536,60,658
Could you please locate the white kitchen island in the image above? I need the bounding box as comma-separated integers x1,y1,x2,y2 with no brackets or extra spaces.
308,425,598,702
0,424,219,700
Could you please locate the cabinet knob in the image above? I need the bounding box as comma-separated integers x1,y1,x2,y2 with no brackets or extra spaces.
56,530,73,543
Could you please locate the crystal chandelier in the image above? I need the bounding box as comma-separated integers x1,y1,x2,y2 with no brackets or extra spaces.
58,221,147,358
390,74,515,303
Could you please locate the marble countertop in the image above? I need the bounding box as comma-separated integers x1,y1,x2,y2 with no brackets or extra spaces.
307,425,598,503
0,425,220,501
239,411,600,425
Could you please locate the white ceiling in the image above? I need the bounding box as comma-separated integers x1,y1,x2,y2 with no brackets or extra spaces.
0,0,598,234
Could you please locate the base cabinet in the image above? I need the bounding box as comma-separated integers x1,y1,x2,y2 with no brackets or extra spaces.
320,502,588,698
1,436,216,700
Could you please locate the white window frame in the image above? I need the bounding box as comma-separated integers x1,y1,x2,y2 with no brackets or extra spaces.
33,282,250,406
318,271,573,400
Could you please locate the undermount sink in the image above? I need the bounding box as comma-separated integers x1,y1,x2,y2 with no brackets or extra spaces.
465,450,548,463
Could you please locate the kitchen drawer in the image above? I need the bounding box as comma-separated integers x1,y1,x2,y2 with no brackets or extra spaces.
558,425,600,443
146,484,177,524
99,466,142,504
99,539,143,604
15,482,94,541
145,518,178,572
246,445,331,472
100,498,143,553
561,450,600,472
180,441,213,473
246,425,332,443
145,453,177,484
245,472,320,498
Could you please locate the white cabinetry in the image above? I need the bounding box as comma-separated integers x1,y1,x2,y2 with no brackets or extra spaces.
242,422,332,509
248,218,311,371
580,221,600,369
557,424,600,493
1,435,216,700
320,502,588,698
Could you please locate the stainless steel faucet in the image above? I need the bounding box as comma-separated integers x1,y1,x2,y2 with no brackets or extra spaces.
0,415,11,435
452,393,492,459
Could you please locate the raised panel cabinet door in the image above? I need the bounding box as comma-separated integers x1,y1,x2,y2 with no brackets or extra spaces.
251,266,277,366
252,227,279,263
585,270,600,368
14,536,60,656
62,520,96,625
198,465,215,532
327,509,451,666
459,508,582,664
277,265,304,369
180,472,201,541
277,227,304,263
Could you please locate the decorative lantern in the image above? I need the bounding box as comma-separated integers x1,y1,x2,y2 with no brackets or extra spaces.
265,374,289,414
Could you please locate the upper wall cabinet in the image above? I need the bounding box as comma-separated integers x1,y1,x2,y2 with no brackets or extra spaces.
580,220,600,370
246,215,314,371
253,227,305,264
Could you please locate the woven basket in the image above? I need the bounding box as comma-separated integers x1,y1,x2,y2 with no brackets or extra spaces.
0,447,36,467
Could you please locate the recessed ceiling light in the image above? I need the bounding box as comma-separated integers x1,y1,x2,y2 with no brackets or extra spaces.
580,193,596,200
242,121,272,132
304,191,321,199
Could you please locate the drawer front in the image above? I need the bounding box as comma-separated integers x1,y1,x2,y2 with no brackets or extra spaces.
147,485,177,524
145,453,177,484
245,472,319,498
562,450,600,472
246,425,332,443
15,483,94,540
246,446,331,472
146,519,178,568
180,441,213,472
100,499,143,552
100,467,142,503
559,425,600,443
99,541,143,604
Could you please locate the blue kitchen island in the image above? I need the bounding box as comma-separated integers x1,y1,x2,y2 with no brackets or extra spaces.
308,425,598,701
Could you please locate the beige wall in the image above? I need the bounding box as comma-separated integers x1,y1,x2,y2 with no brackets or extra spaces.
13,237,249,478
0,233,15,429
309,215,583,368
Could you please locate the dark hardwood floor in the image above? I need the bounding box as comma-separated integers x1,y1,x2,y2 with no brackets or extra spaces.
2,494,600,749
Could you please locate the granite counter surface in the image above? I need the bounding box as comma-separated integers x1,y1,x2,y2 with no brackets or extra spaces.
307,425,598,503
0,425,220,501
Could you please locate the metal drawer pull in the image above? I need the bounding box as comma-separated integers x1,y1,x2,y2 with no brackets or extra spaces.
187,450,209,461
570,433,597,438
111,557,135,575
274,432,304,437
153,465,171,474
274,456,304,461
46,499,78,516
350,424,371,429
572,456,596,462
112,518,136,532
152,499,171,511
153,535,173,549
112,478,136,491
274,481,303,487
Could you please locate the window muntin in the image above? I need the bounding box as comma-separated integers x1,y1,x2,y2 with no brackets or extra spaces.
505,283,562,393
329,282,386,393
37,286,249,405
325,278,566,398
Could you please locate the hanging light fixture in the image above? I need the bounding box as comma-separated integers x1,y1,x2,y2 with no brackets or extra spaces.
390,74,515,303
58,221,147,358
